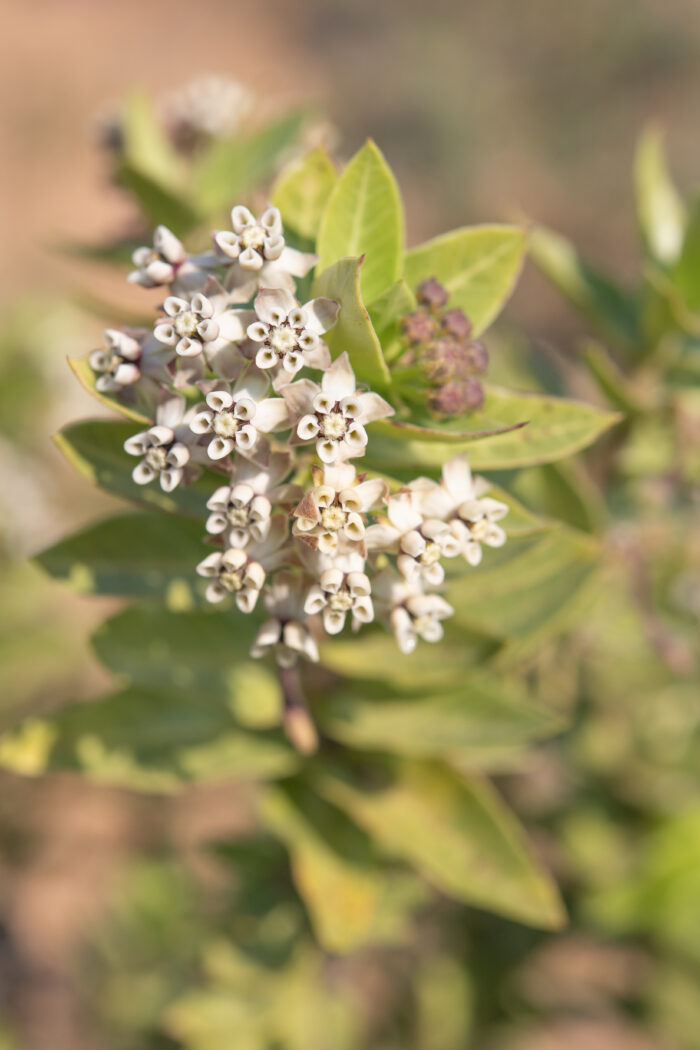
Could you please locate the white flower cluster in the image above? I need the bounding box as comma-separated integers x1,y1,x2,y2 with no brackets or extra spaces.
97,205,509,669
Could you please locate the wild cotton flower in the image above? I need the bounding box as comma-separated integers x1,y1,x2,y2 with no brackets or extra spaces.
123,396,194,492
190,368,289,461
247,288,336,379
89,329,142,393
303,550,374,635
292,462,387,554
283,352,393,464
196,515,288,610
153,283,249,362
373,569,454,654
250,572,319,667
213,205,316,302
365,490,460,586
411,453,509,566
128,225,210,296
205,452,301,548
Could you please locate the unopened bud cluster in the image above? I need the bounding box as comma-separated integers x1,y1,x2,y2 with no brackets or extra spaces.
400,278,489,416
87,209,508,669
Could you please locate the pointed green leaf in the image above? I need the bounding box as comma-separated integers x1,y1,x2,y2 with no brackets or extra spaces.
317,674,563,762
635,126,686,266
316,140,404,304
91,604,258,693
448,527,600,643
313,257,391,389
317,759,565,929
404,225,526,336
670,196,700,315
55,419,217,518
261,784,420,953
117,164,200,236
271,147,337,240
121,90,187,191
366,386,620,472
37,512,204,598
193,110,308,216
530,225,640,349
0,686,298,792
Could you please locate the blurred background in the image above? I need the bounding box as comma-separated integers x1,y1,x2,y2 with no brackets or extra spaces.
2,1,700,1047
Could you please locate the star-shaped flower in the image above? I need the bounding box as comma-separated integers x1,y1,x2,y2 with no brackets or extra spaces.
247,287,337,379
302,550,373,635
292,461,387,554
282,353,393,464
205,451,301,548
373,570,454,654
411,454,508,566
365,490,460,586
190,367,289,462
196,515,289,611
89,329,142,393
128,225,210,296
213,205,317,303
123,395,194,492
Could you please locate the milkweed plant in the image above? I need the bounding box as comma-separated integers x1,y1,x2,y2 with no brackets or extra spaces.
0,81,637,1049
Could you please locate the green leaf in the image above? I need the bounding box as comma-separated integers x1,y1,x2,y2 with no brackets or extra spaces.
313,257,391,390
404,225,526,336
316,674,562,763
271,147,337,240
261,783,421,953
91,604,259,695
117,164,200,237
0,685,298,792
366,385,620,473
530,225,640,349
55,419,218,518
121,90,187,191
37,512,205,598
317,758,565,929
67,355,151,424
367,279,417,338
193,111,308,216
448,527,600,643
581,341,647,414
634,126,686,266
512,459,605,534
670,196,700,315
316,140,404,304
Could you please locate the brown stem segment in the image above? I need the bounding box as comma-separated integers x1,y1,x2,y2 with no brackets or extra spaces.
280,665,318,755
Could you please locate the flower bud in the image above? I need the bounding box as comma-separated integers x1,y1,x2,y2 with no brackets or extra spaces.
416,278,449,311
441,308,472,340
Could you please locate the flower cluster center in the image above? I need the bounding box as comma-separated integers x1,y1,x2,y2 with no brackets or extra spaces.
213,411,240,438
241,225,265,250
328,591,354,612
320,504,348,531
319,411,347,440
174,311,199,337
145,447,168,471
270,327,298,353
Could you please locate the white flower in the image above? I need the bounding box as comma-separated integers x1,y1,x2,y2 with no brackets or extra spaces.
303,550,373,635
411,454,508,566
212,205,317,303
153,282,250,362
128,225,209,296
373,570,454,654
196,515,288,611
205,451,301,548
89,329,141,393
123,395,192,492
247,287,336,379
292,461,387,555
250,572,319,666
190,367,290,461
161,75,253,141
282,353,394,464
365,490,460,586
